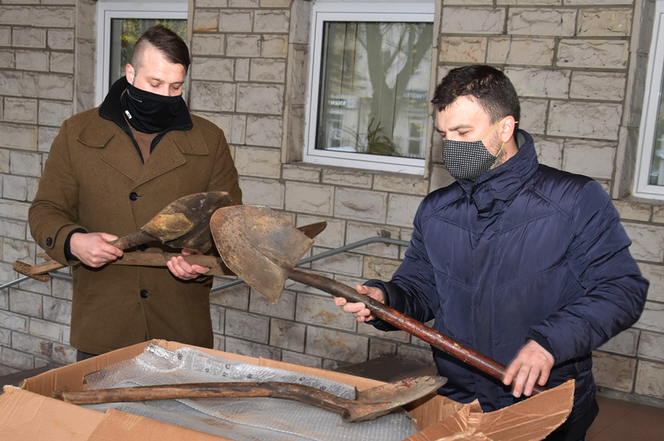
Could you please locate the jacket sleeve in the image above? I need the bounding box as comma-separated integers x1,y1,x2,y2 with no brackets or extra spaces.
28,119,86,265
528,180,648,364
366,200,440,331
206,129,242,206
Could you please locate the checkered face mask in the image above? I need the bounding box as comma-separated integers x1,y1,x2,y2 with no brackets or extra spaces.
442,119,506,181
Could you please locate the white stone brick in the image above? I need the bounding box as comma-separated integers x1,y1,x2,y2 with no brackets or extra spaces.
346,222,401,259
613,200,651,222
50,341,76,365
0,218,27,240
0,49,14,69
520,99,548,136
2,174,28,201
335,188,387,223
261,0,291,7
234,146,281,178
638,332,664,362
387,193,422,227
249,289,295,320
557,40,628,69
191,57,234,81
548,101,622,140
37,73,73,100
0,123,38,150
497,0,560,4
569,71,626,101
4,98,37,124
225,309,269,344
12,28,46,48
508,8,576,36
297,215,344,249
368,339,397,359
311,251,363,277
211,305,225,333
281,350,321,368
562,139,616,179
430,164,455,192
219,11,253,33
38,100,72,127
363,256,400,280
38,126,58,152
565,0,632,4
10,150,42,176
599,328,639,356
635,360,664,399
305,326,368,363
193,10,219,32
249,58,286,83
225,337,281,360
0,329,9,346
0,199,30,220
504,68,570,98
15,50,48,72
235,58,250,81
0,347,33,370
487,38,555,66
3,238,34,263
374,175,428,196
239,177,285,208
623,223,664,263
285,181,334,215
438,36,486,63
639,263,664,303
30,317,62,341
227,35,261,57
442,7,505,34
0,310,28,332
0,71,38,97
261,35,288,58
189,81,236,112
0,26,10,46
232,115,246,144
191,34,225,56
270,318,306,351
51,276,72,301
398,344,436,366
49,51,74,74
577,9,632,37
635,301,664,333
321,169,372,188
197,0,228,6
254,10,290,33
47,29,74,50
282,164,321,182
592,351,635,392
229,0,259,7
210,280,249,310
43,296,71,325
295,292,356,331
245,115,283,147
360,322,410,343
237,84,283,114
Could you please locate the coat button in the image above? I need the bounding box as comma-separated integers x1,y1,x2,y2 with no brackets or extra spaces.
140,290,149,299
129,192,138,201
45,237,53,247
138,244,148,252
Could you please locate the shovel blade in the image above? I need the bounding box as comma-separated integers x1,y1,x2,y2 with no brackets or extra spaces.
211,205,314,303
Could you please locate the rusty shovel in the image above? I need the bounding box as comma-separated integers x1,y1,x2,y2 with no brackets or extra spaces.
13,191,235,282
210,205,544,395
52,375,446,423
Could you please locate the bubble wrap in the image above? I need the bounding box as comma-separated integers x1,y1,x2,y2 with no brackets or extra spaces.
82,343,419,441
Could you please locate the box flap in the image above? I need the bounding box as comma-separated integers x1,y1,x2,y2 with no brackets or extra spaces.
0,386,104,441
87,408,225,441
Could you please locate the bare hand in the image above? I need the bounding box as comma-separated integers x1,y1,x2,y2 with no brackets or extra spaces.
334,285,385,322
166,248,210,281
503,340,554,397
70,232,123,267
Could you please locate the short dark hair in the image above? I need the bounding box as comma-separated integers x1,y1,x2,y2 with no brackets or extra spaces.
431,65,520,126
132,25,190,73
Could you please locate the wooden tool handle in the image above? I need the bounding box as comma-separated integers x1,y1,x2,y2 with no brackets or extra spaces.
114,252,222,268
286,268,545,395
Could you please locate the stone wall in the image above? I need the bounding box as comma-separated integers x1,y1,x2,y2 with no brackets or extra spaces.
0,0,663,406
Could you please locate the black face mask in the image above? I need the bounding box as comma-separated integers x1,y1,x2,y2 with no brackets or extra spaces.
120,83,183,133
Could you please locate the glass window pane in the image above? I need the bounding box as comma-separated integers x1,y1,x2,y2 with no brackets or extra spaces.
649,71,664,185
316,21,433,159
109,19,188,89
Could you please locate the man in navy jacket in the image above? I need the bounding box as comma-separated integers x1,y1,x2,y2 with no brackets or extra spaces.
335,65,648,441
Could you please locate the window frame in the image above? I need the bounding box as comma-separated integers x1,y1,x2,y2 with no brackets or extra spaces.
94,1,188,107
633,0,664,198
304,2,435,175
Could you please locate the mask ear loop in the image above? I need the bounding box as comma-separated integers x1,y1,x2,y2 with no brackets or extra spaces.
484,118,520,158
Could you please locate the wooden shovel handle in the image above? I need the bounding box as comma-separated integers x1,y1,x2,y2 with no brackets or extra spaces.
286,268,545,395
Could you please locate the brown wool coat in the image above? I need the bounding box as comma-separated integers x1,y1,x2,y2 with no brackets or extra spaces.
29,108,242,355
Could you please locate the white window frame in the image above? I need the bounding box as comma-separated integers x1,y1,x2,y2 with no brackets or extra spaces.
634,1,664,198
304,1,435,175
95,1,188,107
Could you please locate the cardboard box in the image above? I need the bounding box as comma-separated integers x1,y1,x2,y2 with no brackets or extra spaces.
0,340,574,440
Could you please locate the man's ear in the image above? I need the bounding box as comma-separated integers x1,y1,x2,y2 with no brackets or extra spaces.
125,63,135,84
498,116,517,142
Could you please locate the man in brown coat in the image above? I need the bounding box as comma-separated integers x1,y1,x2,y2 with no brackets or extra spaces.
28,26,242,360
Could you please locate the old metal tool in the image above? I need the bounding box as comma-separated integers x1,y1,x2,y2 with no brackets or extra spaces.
210,205,545,395
13,191,234,282
51,375,446,423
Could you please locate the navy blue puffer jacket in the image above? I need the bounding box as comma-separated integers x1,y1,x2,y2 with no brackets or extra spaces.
367,130,648,427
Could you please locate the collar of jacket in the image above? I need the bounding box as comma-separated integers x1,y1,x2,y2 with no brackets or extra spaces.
456,130,539,218
77,77,206,156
